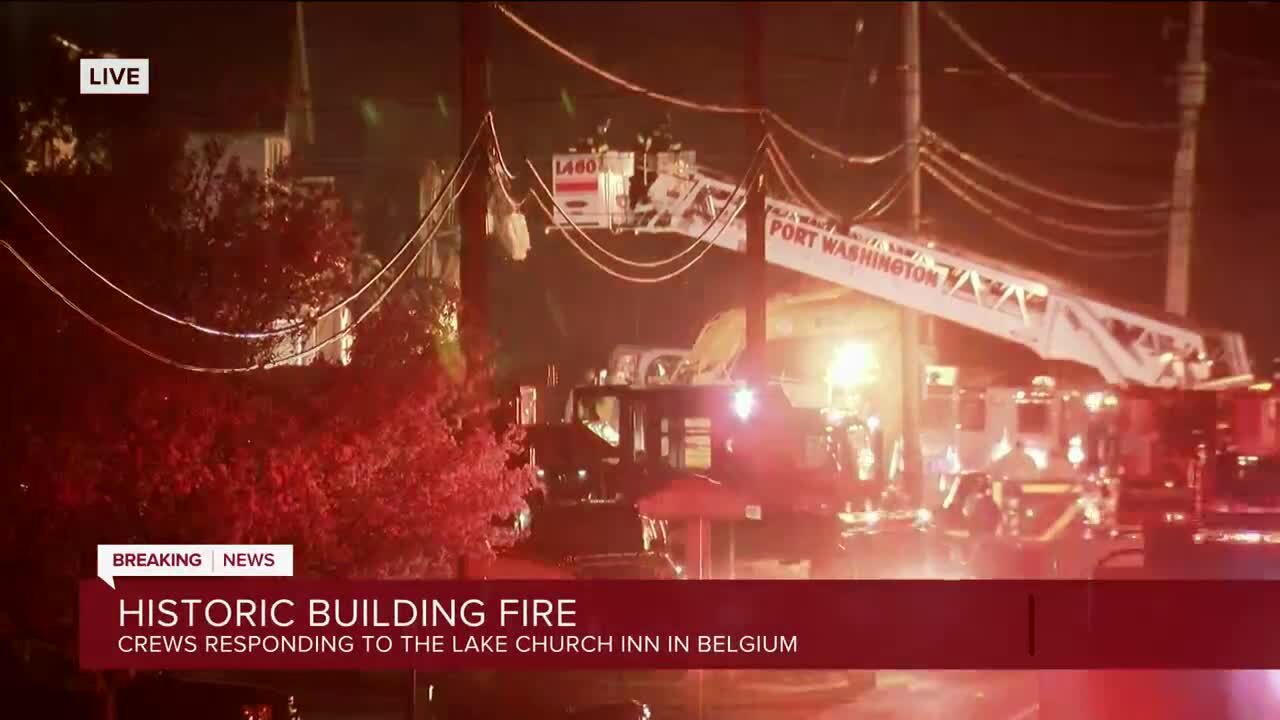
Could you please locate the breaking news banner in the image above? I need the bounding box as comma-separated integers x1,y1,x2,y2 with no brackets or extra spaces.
96,544,294,588
79,550,1280,671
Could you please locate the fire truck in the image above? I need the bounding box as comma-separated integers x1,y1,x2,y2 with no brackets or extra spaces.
548,150,1254,521
519,380,880,570
666,286,1117,511
1030,382,1280,719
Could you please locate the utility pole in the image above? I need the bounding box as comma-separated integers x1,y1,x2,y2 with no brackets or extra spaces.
744,1,767,387
293,1,316,146
459,2,491,351
0,3,24,176
899,1,924,503
1165,1,1206,317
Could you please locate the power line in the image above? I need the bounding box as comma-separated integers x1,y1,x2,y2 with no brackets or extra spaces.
764,139,842,220
850,172,909,224
529,188,745,284
1,166,471,373
924,127,1172,213
928,4,1179,132
525,150,762,284
924,151,1167,239
764,134,909,224
923,163,1162,260
493,2,902,165
765,112,903,166
0,114,493,340
528,138,764,270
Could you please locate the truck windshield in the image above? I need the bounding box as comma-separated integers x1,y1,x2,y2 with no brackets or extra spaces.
644,355,684,385
575,393,621,446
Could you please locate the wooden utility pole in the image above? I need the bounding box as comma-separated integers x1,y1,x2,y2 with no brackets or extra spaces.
1165,1,1206,316
0,3,24,176
459,2,491,350
744,1,767,387
293,1,316,146
900,1,924,503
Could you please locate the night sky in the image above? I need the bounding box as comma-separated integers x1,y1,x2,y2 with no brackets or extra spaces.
10,1,1280,382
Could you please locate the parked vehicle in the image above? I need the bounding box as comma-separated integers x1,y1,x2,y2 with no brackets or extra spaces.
8,673,302,720
563,551,684,579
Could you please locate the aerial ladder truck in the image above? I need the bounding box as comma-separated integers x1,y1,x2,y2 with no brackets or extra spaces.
547,147,1251,485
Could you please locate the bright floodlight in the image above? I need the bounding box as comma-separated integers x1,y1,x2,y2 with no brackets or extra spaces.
827,342,877,388
1084,391,1105,413
732,388,756,420
1067,435,1086,465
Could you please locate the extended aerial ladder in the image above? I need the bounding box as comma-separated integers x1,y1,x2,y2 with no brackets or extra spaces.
549,153,1253,389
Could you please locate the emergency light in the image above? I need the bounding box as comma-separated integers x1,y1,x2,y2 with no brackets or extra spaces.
732,388,756,421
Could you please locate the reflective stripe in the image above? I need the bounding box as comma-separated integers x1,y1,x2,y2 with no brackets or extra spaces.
1019,483,1076,495
1038,502,1082,542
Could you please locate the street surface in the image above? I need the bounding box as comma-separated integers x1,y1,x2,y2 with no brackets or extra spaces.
801,671,1039,720
232,669,1041,720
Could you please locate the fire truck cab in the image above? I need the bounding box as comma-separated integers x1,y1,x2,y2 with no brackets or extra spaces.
919,370,1095,505
558,382,883,506
1039,384,1280,719
534,381,891,566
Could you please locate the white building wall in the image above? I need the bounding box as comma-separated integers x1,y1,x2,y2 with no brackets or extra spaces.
185,132,292,179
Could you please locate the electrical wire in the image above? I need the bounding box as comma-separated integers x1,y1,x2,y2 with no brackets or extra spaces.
848,171,908,224
492,167,526,210
764,112,903,165
923,163,1161,260
765,134,912,225
924,151,1167,239
493,2,900,165
0,166,475,373
764,139,842,220
924,128,1171,212
529,188,746,284
486,118,530,210
763,147,806,206
928,4,1178,132
524,139,763,271
0,114,493,340
487,112,517,181
494,2,756,114
526,153,760,283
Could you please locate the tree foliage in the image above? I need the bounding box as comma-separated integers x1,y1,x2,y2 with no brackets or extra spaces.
1,136,535,651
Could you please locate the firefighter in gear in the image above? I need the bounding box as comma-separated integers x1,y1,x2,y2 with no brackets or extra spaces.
989,440,1040,482
584,396,620,446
